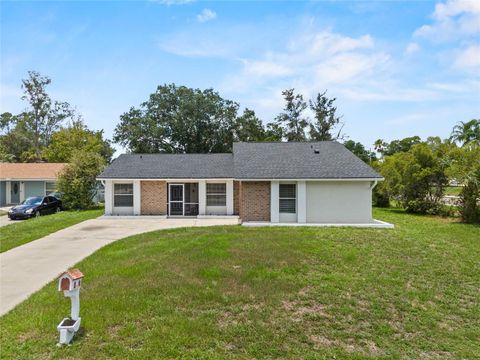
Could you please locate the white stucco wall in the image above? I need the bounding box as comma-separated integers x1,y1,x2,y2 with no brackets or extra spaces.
104,180,113,215
306,181,373,223
198,180,206,215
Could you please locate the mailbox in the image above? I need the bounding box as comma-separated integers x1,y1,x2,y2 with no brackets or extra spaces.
58,269,83,292
57,268,84,345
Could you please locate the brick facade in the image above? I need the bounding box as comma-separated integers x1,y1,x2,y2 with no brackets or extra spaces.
239,181,270,222
141,181,167,215
140,180,270,220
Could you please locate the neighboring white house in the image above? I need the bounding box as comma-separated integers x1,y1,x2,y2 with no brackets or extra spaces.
97,142,392,227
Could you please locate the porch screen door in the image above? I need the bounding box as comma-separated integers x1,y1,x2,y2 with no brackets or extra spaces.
169,184,184,216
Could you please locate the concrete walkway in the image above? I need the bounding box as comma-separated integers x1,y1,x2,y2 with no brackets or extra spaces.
0,217,239,316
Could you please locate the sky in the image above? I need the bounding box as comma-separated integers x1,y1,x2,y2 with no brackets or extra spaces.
1,0,479,154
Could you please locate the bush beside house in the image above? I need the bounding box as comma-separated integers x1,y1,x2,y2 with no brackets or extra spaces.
58,151,106,210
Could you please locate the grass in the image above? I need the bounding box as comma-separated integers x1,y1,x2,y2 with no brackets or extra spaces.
445,186,462,196
0,207,104,253
0,210,7,216
0,208,479,359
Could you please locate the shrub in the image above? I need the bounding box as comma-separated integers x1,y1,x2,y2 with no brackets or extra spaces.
376,143,449,214
373,183,390,207
460,184,480,223
58,151,105,210
448,143,480,224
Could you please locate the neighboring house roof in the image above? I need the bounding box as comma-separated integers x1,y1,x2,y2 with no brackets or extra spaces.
97,142,382,180
98,154,234,179
0,163,66,180
233,142,381,179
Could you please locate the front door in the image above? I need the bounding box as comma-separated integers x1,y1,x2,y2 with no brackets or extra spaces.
169,184,184,216
10,181,20,204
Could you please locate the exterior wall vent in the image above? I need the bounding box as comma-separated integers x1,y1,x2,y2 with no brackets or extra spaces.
314,149,320,154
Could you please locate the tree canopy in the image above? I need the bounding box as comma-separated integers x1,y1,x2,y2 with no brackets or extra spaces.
0,71,106,163
343,140,376,163
275,88,343,142
114,84,271,153
309,91,343,141
20,71,75,160
374,136,422,157
43,121,114,163
450,119,480,146
275,89,308,141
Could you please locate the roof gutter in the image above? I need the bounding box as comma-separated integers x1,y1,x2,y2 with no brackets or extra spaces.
370,180,378,190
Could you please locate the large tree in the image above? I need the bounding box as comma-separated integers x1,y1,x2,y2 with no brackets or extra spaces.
232,108,267,142
0,71,75,162
275,89,308,141
0,112,32,162
43,120,114,163
309,91,343,141
114,84,245,153
343,140,376,164
450,119,480,146
20,71,75,160
374,136,422,157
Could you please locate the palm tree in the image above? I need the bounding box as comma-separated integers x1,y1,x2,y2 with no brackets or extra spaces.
450,119,480,146
374,139,387,157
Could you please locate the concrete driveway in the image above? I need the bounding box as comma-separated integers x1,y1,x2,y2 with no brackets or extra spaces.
0,215,14,228
0,216,239,316
0,206,14,227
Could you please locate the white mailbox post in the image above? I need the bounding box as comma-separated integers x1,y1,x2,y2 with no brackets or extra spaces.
57,269,84,345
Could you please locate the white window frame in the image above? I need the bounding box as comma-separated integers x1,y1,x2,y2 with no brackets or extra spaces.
113,183,134,208
279,183,296,214
206,183,227,207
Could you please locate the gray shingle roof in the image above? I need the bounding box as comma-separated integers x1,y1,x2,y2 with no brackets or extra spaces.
233,142,381,179
98,154,234,179
98,142,382,180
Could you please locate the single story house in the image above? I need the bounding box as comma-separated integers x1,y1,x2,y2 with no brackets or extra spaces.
98,142,390,227
0,163,66,206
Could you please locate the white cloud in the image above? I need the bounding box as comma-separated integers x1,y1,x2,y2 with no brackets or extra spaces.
433,0,480,20
288,31,374,56
197,9,216,23
242,59,292,77
221,29,391,100
405,42,420,55
414,0,480,41
453,44,480,70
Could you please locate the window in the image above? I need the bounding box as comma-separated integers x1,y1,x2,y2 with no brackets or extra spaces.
45,182,57,195
206,183,226,206
114,183,133,207
279,184,296,213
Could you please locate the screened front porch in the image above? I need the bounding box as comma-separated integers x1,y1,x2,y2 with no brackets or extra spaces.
167,181,231,217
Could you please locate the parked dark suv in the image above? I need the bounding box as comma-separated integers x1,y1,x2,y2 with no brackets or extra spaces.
8,196,62,220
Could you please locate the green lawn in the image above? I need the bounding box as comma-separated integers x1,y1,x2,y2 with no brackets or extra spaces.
445,186,462,196
0,208,478,359
0,210,7,216
0,207,104,253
